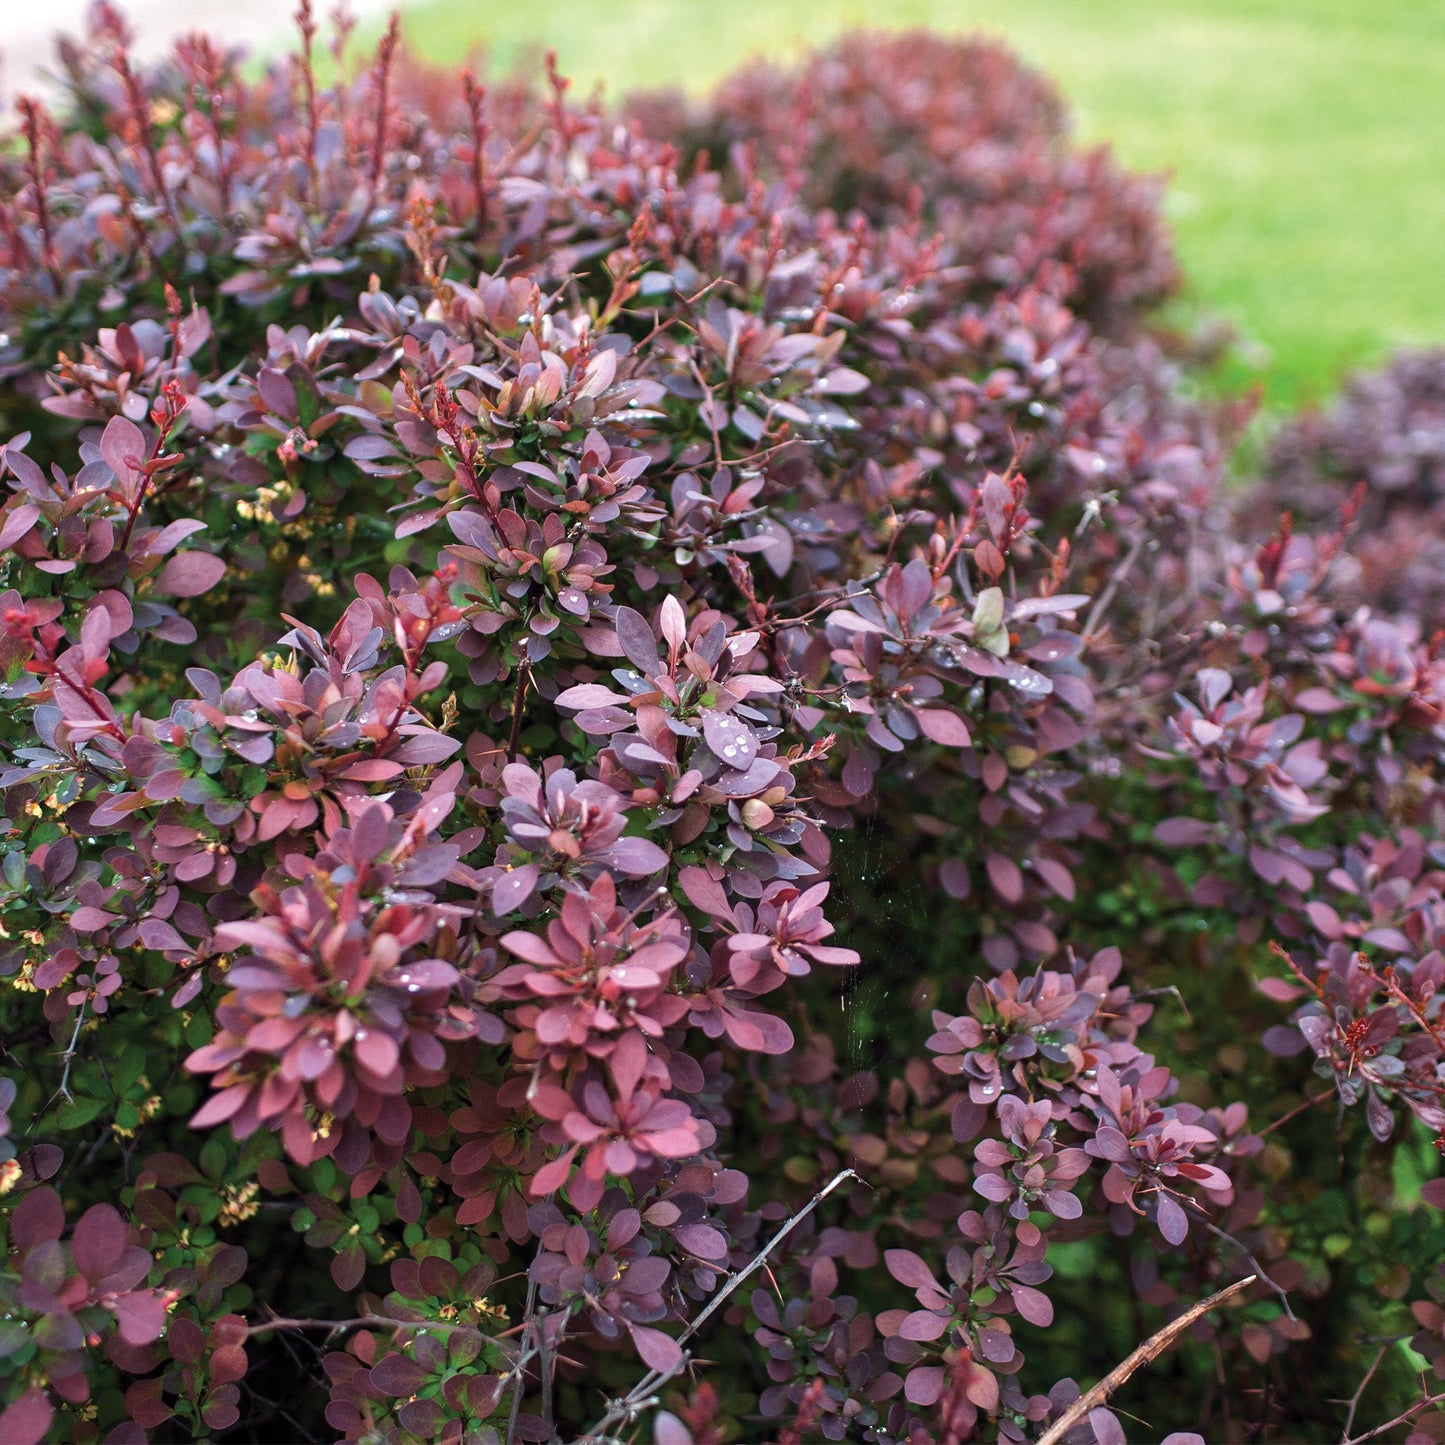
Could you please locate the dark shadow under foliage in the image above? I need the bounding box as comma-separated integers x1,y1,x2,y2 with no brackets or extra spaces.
1,8,1444,1444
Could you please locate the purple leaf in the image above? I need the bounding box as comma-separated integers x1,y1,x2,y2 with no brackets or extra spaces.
915,707,971,746
629,1323,683,1374
71,1205,127,1279
884,1249,938,1292
1011,1283,1054,1326
1153,817,1216,847
100,415,146,482
112,1289,169,1344
0,1388,53,1445
1088,1408,1129,1445
898,1309,949,1341
701,709,758,766
903,1365,946,1407
370,1352,426,1397
11,1187,64,1251
0,502,39,552
1156,1192,1189,1245
156,550,227,598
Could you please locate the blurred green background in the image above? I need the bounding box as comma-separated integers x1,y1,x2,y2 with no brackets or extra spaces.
371,0,1444,410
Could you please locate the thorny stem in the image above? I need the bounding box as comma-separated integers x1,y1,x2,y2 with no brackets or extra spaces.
176,35,234,215
1341,1388,1445,1445
1194,1215,1296,1321
241,1313,483,1339
505,1248,544,1444
1375,960,1445,1057
1340,1342,1389,1442
574,1168,860,1444
506,656,533,762
118,389,187,552
34,1001,90,1132
1036,1275,1256,1445
1083,532,1147,645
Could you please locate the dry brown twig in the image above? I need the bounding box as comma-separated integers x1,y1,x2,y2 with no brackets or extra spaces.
1036,1274,1256,1445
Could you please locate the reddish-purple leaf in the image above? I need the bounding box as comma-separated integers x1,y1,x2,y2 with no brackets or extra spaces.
112,1289,169,1344
156,550,227,598
884,1249,938,1292
898,1309,949,1341
71,1204,127,1279
0,502,40,552
1010,1284,1054,1326
11,1186,65,1251
370,1352,426,1397
1156,1193,1189,1245
903,1365,946,1407
628,1323,683,1374
0,1388,54,1445
915,707,971,747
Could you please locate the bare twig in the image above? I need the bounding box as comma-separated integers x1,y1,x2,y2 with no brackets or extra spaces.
1194,1216,1295,1321
506,657,533,763
36,1002,90,1129
1036,1275,1256,1445
1082,532,1147,646
1340,1342,1389,1442
1342,1387,1445,1445
1258,1088,1334,1138
573,1168,859,1444
241,1313,480,1339
504,1240,548,1444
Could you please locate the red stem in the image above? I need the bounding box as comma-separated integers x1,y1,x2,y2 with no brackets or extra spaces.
365,15,400,216
18,98,62,293
462,71,489,239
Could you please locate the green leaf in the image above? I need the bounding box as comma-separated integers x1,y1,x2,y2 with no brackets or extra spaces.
55,1095,105,1128
199,1135,229,1181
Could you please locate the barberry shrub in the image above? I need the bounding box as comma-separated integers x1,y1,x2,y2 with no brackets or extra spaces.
1244,348,1445,626
1,8,1443,1444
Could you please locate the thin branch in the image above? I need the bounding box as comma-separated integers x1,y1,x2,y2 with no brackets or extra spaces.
573,1168,859,1444
506,657,533,763
241,1313,480,1339
37,1001,90,1129
505,1241,545,1444
1342,1388,1445,1445
1193,1215,1295,1321
1258,1088,1334,1138
1036,1275,1256,1445
1082,532,1147,646
1340,1342,1389,1442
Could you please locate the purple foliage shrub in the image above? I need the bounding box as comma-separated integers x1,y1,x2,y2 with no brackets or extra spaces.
1,9,1443,1444
1244,349,1445,625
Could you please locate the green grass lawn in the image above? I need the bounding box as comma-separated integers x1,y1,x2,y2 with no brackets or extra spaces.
379,0,1445,410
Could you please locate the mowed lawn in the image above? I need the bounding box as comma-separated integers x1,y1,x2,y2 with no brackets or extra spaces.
378,0,1444,410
